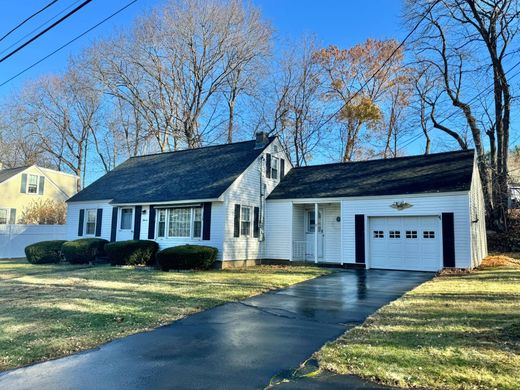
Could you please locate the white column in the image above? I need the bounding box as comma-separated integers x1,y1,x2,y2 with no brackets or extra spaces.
314,202,318,264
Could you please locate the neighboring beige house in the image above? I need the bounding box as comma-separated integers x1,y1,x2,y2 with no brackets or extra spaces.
0,164,79,224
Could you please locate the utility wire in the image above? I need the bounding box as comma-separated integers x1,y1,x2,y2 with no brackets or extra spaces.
269,0,440,137
0,0,83,57
0,0,93,64
0,0,138,88
0,0,59,43
400,59,520,150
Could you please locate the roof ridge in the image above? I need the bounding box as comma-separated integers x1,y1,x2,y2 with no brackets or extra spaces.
129,137,275,159
290,149,475,171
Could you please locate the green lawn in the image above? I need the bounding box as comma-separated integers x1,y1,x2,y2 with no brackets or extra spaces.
317,256,520,390
0,259,331,371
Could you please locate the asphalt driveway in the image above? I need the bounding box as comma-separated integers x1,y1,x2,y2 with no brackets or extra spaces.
0,269,433,390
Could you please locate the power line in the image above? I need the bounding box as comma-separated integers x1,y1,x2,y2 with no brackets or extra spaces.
400,59,520,150
0,0,138,88
278,0,440,137
0,0,93,64
0,0,83,57
0,0,59,43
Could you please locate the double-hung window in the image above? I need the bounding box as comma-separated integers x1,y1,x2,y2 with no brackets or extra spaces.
240,206,251,236
0,209,7,225
85,209,97,235
157,209,167,238
157,207,202,239
271,157,279,180
28,174,38,193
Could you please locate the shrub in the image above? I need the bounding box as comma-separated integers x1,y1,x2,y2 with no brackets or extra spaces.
62,238,108,264
105,240,159,266
157,245,218,271
25,240,67,264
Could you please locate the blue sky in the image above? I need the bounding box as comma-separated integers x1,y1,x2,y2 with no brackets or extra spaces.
0,0,456,161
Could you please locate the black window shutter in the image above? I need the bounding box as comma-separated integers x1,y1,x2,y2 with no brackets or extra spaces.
38,176,45,195
78,209,85,236
265,153,271,178
233,204,241,237
280,159,285,179
133,206,142,240
148,206,156,240
20,173,27,193
442,212,455,267
253,207,260,238
9,209,16,224
354,214,365,264
110,207,118,242
95,209,103,237
202,202,212,240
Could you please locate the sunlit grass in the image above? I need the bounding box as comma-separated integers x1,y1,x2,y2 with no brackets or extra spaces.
317,256,520,390
0,259,331,371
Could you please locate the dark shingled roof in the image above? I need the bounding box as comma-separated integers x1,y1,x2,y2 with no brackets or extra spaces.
68,138,274,203
0,166,29,184
268,149,475,200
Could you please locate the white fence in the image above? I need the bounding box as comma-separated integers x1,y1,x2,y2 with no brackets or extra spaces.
0,224,68,259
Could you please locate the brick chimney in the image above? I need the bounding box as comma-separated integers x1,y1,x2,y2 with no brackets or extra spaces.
255,131,269,149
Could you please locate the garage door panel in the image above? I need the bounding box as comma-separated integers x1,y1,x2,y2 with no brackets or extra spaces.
369,216,440,272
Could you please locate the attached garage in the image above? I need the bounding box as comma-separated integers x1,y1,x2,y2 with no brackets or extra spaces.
368,216,441,271
265,149,488,271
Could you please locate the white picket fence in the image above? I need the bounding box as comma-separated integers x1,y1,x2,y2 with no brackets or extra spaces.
0,224,68,259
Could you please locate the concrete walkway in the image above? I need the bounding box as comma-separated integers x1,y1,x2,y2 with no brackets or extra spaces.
0,269,432,390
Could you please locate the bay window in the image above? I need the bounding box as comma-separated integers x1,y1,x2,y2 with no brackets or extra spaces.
156,207,202,239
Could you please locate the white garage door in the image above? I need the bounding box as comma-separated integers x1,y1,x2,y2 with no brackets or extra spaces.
369,216,441,271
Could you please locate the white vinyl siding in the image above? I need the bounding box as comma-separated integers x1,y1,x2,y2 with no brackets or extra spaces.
341,193,472,269
469,160,488,267
221,138,292,261
66,201,113,241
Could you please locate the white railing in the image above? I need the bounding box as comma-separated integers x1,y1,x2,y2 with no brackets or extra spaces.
292,240,306,261
0,224,67,259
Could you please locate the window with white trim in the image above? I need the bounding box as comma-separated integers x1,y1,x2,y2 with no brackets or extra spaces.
156,207,202,239
28,174,38,194
271,157,279,180
193,208,202,238
373,230,384,238
406,230,418,239
423,231,435,239
157,209,167,238
85,209,97,235
0,208,8,224
389,230,400,239
240,206,251,236
120,208,133,230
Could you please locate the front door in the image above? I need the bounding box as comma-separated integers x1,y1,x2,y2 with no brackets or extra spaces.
305,208,324,261
117,207,134,240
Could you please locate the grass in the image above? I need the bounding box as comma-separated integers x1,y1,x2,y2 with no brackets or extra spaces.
0,259,331,371
317,255,520,390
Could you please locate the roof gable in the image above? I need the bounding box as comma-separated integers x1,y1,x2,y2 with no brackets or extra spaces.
68,137,274,203
268,150,475,200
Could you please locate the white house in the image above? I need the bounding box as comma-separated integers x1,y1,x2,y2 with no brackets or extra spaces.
66,133,487,271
